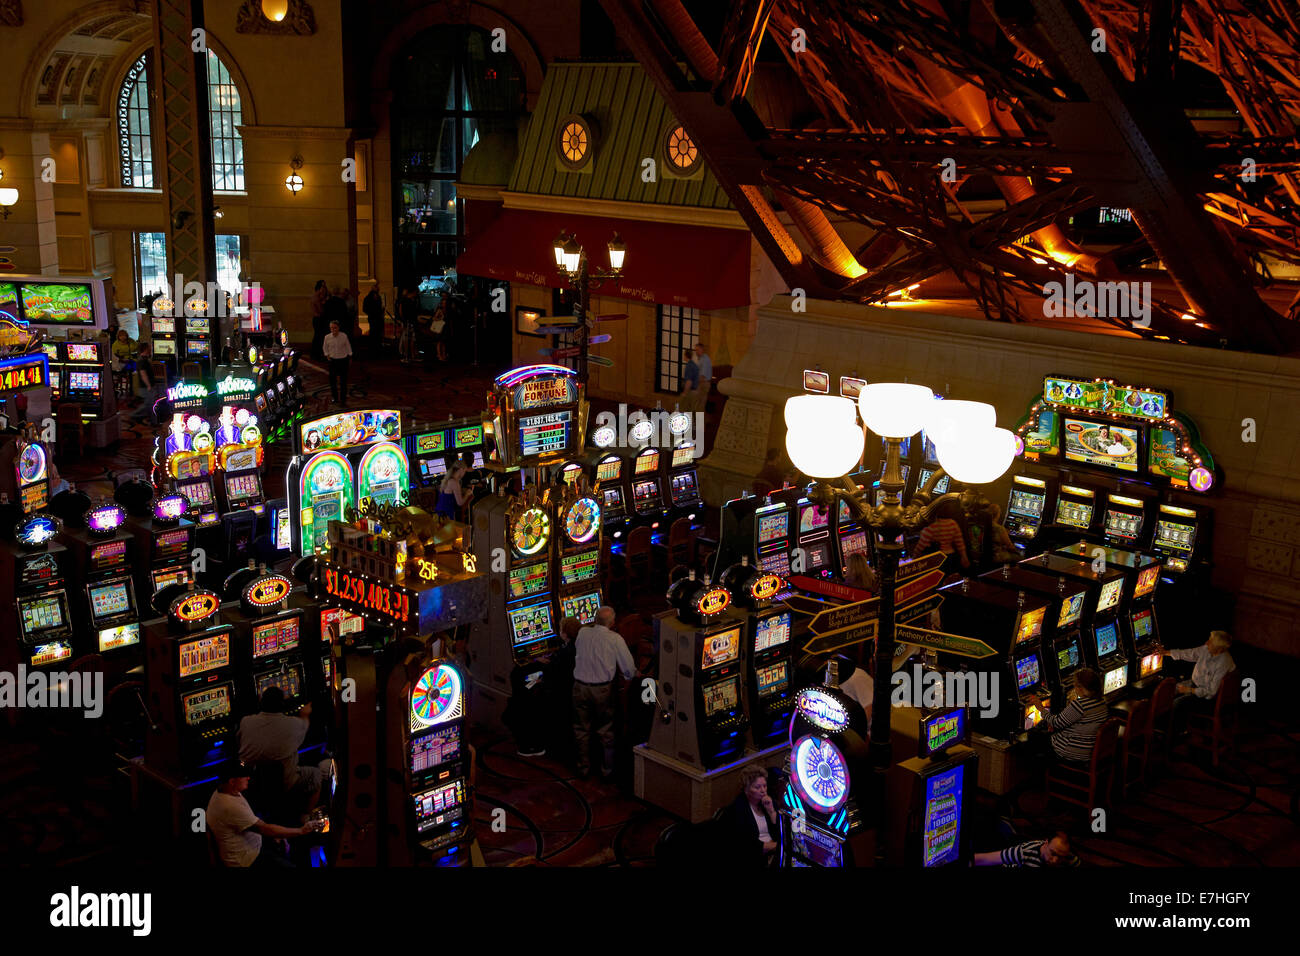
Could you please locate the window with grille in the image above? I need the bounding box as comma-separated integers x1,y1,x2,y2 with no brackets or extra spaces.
134,232,168,303
119,55,153,187
656,304,700,393
207,53,244,190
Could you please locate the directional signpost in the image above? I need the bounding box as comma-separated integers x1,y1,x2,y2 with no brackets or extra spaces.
588,333,612,345
595,313,628,321
784,594,837,618
896,551,945,582
895,624,997,659
798,555,947,656
896,593,943,624
803,619,879,656
539,346,581,359
587,355,615,368
894,568,944,605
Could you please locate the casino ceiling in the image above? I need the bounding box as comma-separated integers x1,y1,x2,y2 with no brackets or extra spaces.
599,0,1300,354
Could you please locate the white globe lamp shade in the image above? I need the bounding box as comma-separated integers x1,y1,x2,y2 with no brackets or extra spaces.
786,421,864,479
924,399,997,451
935,426,1017,485
857,383,934,438
785,394,856,430
262,0,290,22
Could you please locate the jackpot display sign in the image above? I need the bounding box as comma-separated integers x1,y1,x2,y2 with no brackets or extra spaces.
488,365,586,467
299,409,401,454
922,763,964,867
0,353,49,395
19,283,94,324
321,562,414,632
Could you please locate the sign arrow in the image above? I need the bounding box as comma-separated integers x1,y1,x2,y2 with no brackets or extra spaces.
803,619,878,656
587,355,615,368
894,568,944,605
809,596,879,636
897,551,945,583
896,593,943,625
596,312,628,321
587,333,612,345
895,624,997,659
788,575,871,603
535,324,580,335
784,594,836,617
540,346,581,359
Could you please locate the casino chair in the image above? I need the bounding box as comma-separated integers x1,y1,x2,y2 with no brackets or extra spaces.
600,537,628,607
665,517,694,568
1116,697,1153,798
1184,670,1242,768
1145,678,1178,780
1045,717,1122,815
624,526,655,591
55,403,85,463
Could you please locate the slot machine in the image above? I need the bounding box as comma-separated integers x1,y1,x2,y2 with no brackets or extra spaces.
484,364,588,472
1101,493,1153,548
37,342,62,404
628,446,668,529
129,493,195,603
407,425,452,491
229,571,309,716
777,681,858,867
1004,475,1053,548
182,314,212,368
448,420,487,472
214,404,266,514
833,484,873,575
593,450,629,539
794,497,834,579
914,429,951,498
885,713,977,868
1048,483,1099,543
61,502,141,670
1148,503,1204,576
150,312,179,372
554,479,603,625
707,491,762,580
874,436,912,505
1,514,75,672
649,573,746,769
720,558,794,748
936,579,1052,737
392,659,474,865
287,409,404,556
753,498,794,579
0,430,52,515
161,412,220,527
665,440,703,521
979,564,1090,708
1017,553,1129,702
63,339,107,419
143,586,238,773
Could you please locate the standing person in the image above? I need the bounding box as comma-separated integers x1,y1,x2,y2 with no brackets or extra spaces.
545,617,581,764
309,279,329,359
915,499,970,575
572,606,637,780
398,287,419,364
680,347,700,411
322,320,352,405
435,462,474,520
692,341,713,412
363,281,385,356
205,760,323,868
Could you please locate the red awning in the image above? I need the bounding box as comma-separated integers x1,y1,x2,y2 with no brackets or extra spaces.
456,207,751,311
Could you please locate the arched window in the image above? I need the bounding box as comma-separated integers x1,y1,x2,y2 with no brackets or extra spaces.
117,50,245,190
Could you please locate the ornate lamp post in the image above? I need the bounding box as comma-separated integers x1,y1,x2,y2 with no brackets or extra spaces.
552,231,626,384
783,384,1016,862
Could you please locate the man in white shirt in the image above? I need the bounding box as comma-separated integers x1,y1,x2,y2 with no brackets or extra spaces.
238,686,330,812
206,762,321,867
1162,630,1235,699
322,319,353,405
691,342,713,412
572,606,637,779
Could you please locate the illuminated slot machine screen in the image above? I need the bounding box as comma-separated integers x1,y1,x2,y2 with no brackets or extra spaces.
254,395,268,415
226,472,262,503
632,479,660,512
154,340,176,356
98,622,140,653
805,540,832,572
671,446,695,469
156,527,191,560
519,411,570,458
701,627,741,668
178,478,214,509
915,468,950,494
1056,640,1080,676
753,611,792,652
1153,518,1195,555
252,616,302,658
410,725,461,775
1094,621,1119,658
418,457,449,483
792,825,844,868
507,600,556,654
1139,651,1163,678
922,762,964,867
1014,606,1045,644
561,462,582,486
40,343,60,361
274,509,292,551
1014,654,1041,691
152,566,191,593
755,661,790,698
412,779,467,833
67,370,101,392
152,316,176,334
1096,578,1123,613
508,560,550,599
49,370,61,394
1009,485,1046,518
1063,418,1139,473
19,593,69,637
186,317,211,334
755,507,789,548
702,676,740,717
634,449,660,475
757,549,791,578
66,342,100,362
31,641,71,667
559,550,599,587
920,708,968,757
178,631,231,678
255,663,304,701
1131,607,1155,643
799,501,830,536
670,471,698,505
602,486,625,520
595,456,621,483
1103,665,1128,696
186,339,210,356
1057,592,1085,628
182,682,233,726
88,581,132,622
839,530,867,562
90,539,128,572
560,590,601,624
1055,488,1094,529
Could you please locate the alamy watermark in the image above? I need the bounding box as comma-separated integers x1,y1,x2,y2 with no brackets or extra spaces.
1043,273,1152,329
589,404,706,458
891,664,1000,718
0,666,103,718
149,273,260,319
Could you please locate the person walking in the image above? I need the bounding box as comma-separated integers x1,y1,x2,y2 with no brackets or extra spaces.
680,347,700,411
322,320,352,405
572,606,637,780
692,341,713,412
309,279,329,360
398,287,419,364
363,281,385,356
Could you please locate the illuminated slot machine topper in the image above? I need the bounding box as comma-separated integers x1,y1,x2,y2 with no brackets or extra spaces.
65,341,100,363
1054,484,1095,530
919,707,968,758
560,590,601,624
410,724,462,777
15,441,49,513
297,451,355,555
1134,564,1160,599
1057,591,1086,629
561,461,583,487
1150,504,1198,572
1014,606,1045,644
488,365,586,468
357,441,410,511
1103,494,1147,543
595,454,622,485
559,549,599,589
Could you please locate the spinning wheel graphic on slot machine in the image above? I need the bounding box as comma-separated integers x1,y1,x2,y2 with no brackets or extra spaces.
410,663,463,731
791,735,851,813
511,507,551,557
563,496,601,544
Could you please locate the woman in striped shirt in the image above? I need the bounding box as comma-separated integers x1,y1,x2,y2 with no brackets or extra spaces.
1034,667,1109,764
915,500,970,575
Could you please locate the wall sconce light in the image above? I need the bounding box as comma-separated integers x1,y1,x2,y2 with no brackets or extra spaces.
0,161,19,220
261,0,290,22
285,155,304,196
213,205,225,219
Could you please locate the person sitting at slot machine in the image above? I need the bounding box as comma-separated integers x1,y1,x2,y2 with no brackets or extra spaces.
972,830,1080,867
1161,631,1235,729
435,462,475,520
238,687,333,815
206,761,324,868
1027,667,1108,764
915,500,970,575
719,765,781,866
987,503,1020,564
843,551,878,595
572,606,638,780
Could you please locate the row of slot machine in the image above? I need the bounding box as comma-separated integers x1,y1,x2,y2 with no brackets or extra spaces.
230,350,306,444
405,415,489,492
37,337,115,421
142,307,216,374
573,428,703,540
647,562,797,769
931,540,1166,740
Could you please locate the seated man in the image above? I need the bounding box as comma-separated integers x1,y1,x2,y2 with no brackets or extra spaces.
973,830,1081,867
238,686,331,814
206,761,323,867
1162,631,1235,729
